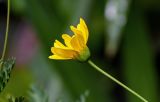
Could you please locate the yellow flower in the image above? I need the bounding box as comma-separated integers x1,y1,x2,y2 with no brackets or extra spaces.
49,18,90,62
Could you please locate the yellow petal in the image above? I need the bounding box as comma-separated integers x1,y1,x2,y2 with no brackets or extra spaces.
51,47,77,58
70,18,89,44
79,18,89,44
70,25,86,48
77,24,86,44
62,34,72,48
70,34,85,52
80,18,88,31
54,40,66,49
70,26,82,35
49,55,71,60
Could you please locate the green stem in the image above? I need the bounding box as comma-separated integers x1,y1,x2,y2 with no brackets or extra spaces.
1,0,10,60
88,60,148,102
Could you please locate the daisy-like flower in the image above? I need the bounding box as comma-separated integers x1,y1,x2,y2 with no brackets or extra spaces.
48,18,148,102
49,18,90,62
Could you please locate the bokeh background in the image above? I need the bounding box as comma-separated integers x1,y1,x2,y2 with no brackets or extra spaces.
0,0,160,102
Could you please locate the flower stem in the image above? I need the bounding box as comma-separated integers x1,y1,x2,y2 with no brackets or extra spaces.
88,60,148,102
1,0,10,60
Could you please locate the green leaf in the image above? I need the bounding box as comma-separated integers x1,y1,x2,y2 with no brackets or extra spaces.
0,58,15,93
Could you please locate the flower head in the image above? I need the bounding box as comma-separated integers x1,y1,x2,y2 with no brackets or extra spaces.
49,18,90,62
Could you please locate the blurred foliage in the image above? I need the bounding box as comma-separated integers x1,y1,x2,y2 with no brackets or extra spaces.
7,96,25,102
28,85,48,102
0,57,28,102
0,68,33,102
0,0,158,102
105,0,130,57
122,3,158,102
75,90,89,102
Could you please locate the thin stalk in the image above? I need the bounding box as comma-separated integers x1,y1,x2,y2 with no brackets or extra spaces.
1,0,10,60
88,60,148,102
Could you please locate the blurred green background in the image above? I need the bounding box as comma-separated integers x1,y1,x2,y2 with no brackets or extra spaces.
0,0,160,102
